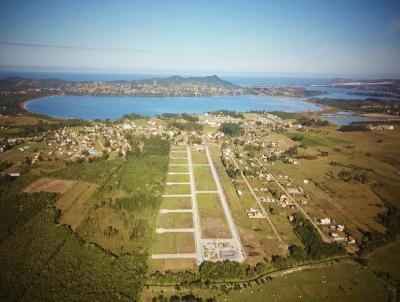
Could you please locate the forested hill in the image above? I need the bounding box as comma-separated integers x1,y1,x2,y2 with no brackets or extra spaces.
0,75,237,89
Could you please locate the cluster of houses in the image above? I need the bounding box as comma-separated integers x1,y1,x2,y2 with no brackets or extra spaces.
367,124,395,131
318,217,356,244
46,122,133,161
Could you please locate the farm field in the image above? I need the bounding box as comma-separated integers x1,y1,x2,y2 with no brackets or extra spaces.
23,177,76,194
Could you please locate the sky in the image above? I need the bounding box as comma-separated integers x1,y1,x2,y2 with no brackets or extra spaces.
0,0,399,78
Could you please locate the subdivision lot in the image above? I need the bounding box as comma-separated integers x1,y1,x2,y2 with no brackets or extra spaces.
166,173,190,183
191,149,209,164
168,165,189,173
151,232,195,254
163,184,191,195
197,193,231,239
169,157,188,165
56,181,97,230
160,196,192,209
193,166,217,191
157,212,193,229
23,177,77,194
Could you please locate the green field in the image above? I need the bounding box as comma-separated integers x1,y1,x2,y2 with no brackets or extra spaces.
166,173,190,183
157,212,193,229
151,232,195,254
168,165,189,173
191,149,209,164
193,166,217,191
160,196,192,209
164,184,191,195
197,193,231,238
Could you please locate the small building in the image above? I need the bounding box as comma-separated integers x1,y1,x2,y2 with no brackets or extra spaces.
8,172,21,177
319,218,331,225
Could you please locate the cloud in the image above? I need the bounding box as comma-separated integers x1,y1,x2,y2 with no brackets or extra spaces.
0,41,150,53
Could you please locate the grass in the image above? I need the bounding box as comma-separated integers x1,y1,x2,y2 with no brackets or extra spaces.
164,184,191,195
151,232,195,254
169,157,188,165
193,166,217,191
191,149,209,164
160,196,192,209
168,165,189,173
157,212,193,229
197,193,231,239
166,173,190,183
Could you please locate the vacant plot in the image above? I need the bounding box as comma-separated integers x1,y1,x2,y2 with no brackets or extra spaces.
151,232,195,254
160,196,192,209
23,177,77,194
166,173,190,183
164,184,191,195
157,212,193,229
168,165,189,173
197,193,231,239
193,166,217,191
169,157,188,165
56,182,97,230
191,149,209,164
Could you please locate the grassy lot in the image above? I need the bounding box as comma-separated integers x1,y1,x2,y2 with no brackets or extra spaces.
157,212,193,229
164,184,191,195
193,166,217,191
168,165,189,173
169,157,188,165
197,193,231,239
151,232,195,254
160,196,192,209
166,173,190,183
141,261,388,302
191,149,209,164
